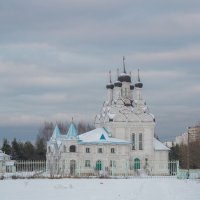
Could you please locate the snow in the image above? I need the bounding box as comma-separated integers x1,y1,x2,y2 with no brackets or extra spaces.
108,113,115,119
0,178,200,200
79,128,130,144
5,161,15,166
0,150,10,160
154,138,170,151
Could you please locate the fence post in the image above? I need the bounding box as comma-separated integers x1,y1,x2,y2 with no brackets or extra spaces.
176,160,179,177
111,160,115,176
125,161,128,178
78,162,81,177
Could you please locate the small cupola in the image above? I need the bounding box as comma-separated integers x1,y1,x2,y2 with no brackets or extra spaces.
118,56,131,83
135,69,143,88
114,68,122,87
114,81,122,87
130,84,134,90
106,70,114,89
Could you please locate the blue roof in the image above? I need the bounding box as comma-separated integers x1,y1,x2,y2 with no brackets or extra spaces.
66,123,78,139
52,125,61,139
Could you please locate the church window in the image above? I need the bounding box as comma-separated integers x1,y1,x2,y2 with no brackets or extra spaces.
69,145,76,152
111,148,115,153
132,133,135,150
70,160,76,175
85,160,91,167
110,160,116,168
144,158,148,169
134,158,141,169
96,160,102,170
98,148,103,153
86,147,90,153
139,133,143,150
55,159,58,170
6,166,9,173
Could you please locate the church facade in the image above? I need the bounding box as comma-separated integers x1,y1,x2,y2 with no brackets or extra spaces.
46,63,169,176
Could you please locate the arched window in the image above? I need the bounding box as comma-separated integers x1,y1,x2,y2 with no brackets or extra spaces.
110,160,116,168
63,145,66,152
55,159,58,170
111,148,115,153
132,133,135,150
70,160,76,175
98,148,103,153
69,145,76,152
134,158,140,170
96,160,102,171
48,146,51,153
139,133,143,150
85,160,91,167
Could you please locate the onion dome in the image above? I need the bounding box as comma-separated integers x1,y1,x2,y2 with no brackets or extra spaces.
135,69,143,88
114,81,122,87
114,68,122,87
135,82,143,88
118,56,131,83
118,73,131,83
106,83,114,89
106,70,114,89
130,84,134,90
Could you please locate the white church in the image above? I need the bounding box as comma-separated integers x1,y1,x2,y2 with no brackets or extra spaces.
46,61,169,176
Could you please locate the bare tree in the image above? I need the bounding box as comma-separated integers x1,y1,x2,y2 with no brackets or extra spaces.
38,122,54,143
37,121,94,143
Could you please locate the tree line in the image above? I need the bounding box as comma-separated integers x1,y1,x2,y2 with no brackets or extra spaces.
2,120,200,169
1,137,46,160
169,124,200,169
169,140,200,169
1,121,94,160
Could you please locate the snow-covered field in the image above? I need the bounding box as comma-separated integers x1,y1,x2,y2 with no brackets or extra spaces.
0,178,200,200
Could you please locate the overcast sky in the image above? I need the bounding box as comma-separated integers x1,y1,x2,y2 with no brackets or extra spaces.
0,0,200,143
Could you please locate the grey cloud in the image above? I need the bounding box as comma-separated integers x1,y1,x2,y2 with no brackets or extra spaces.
0,0,200,142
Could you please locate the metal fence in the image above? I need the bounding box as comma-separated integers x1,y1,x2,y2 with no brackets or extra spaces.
2,160,46,179
177,169,200,179
0,160,182,179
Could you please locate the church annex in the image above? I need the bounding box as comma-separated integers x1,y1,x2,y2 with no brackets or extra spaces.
46,61,169,176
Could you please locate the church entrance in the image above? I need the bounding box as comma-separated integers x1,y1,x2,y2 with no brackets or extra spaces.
134,158,141,170
96,160,102,171
70,160,76,176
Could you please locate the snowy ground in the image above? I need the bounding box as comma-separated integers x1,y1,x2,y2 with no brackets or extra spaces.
0,178,200,200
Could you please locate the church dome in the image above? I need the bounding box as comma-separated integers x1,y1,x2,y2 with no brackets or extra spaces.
106,83,114,89
135,69,143,88
114,81,122,87
118,73,131,83
106,70,114,89
135,82,143,88
130,84,134,90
